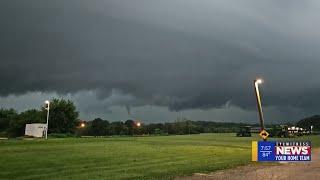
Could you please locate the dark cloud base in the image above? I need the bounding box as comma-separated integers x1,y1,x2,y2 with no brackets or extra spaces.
1,0,320,117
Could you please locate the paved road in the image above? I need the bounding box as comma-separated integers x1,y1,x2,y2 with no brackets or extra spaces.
177,149,320,180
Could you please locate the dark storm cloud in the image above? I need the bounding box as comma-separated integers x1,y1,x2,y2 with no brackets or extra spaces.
1,0,320,113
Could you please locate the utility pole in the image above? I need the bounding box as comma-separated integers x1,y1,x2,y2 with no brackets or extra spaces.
45,100,50,139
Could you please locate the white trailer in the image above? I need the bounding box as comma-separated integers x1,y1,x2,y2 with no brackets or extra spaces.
25,123,47,138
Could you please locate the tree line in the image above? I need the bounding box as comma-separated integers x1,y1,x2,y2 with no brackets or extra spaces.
296,115,320,131
0,98,254,138
76,119,251,136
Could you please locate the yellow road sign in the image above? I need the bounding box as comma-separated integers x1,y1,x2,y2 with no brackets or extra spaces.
259,129,269,140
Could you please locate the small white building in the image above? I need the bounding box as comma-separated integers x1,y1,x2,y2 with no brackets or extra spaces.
25,123,47,138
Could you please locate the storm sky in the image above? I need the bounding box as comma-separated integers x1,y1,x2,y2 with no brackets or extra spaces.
0,0,319,123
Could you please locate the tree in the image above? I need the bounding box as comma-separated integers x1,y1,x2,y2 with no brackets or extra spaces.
90,118,109,136
8,109,44,137
125,119,135,135
297,115,320,131
0,108,18,133
109,121,125,135
44,98,79,134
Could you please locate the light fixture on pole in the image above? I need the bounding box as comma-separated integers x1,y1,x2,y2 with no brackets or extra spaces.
44,100,50,139
136,122,141,127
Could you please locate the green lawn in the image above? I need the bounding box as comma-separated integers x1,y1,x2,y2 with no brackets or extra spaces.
0,134,319,180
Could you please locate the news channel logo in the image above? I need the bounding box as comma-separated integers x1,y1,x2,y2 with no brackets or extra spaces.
252,141,311,162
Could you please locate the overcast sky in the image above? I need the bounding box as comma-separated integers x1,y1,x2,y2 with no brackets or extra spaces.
0,1,319,123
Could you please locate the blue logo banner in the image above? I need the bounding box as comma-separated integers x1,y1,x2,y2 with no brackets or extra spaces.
255,141,311,162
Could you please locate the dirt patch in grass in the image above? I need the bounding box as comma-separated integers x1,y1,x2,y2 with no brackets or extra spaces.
177,148,320,180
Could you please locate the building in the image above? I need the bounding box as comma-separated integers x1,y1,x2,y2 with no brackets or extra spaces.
25,123,47,138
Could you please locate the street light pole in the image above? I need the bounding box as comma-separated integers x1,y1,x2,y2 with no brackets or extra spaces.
45,100,50,139
254,79,265,131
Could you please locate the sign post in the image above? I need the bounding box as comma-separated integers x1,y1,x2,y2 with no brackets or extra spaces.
254,79,269,141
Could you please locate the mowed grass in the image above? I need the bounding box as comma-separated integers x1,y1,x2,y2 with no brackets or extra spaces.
0,134,319,180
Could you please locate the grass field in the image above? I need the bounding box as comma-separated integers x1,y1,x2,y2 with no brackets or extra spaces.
0,134,319,180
